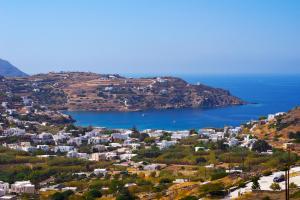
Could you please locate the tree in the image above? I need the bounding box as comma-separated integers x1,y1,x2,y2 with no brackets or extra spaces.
251,176,260,190
51,190,74,200
84,189,102,200
270,182,281,191
116,188,136,200
144,137,156,144
208,151,217,165
252,140,272,153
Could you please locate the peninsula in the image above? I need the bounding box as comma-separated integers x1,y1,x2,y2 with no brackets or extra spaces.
2,72,244,112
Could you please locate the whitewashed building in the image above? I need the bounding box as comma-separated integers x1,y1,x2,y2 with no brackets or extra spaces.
3,128,25,136
93,169,107,176
54,145,74,153
0,181,9,196
10,181,35,194
157,140,177,150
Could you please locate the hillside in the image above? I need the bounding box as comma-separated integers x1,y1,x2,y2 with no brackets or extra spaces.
2,72,245,111
0,58,28,77
249,106,300,152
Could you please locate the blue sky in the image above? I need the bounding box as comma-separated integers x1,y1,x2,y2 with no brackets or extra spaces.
0,0,299,75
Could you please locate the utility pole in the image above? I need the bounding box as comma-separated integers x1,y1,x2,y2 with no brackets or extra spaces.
285,148,291,200
285,169,288,200
288,149,291,200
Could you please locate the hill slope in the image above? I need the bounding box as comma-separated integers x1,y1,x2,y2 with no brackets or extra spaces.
249,106,300,153
3,72,245,111
0,58,28,77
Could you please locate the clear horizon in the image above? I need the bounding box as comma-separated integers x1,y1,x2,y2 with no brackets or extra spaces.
1,0,300,75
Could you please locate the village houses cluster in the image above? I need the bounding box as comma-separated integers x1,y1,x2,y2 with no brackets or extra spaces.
0,95,289,197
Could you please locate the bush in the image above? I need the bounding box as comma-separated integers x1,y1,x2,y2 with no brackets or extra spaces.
180,196,198,200
252,140,272,153
210,169,227,181
196,157,207,164
262,196,271,200
289,182,298,189
159,178,172,184
116,188,136,200
51,190,74,200
84,189,102,200
270,182,281,191
262,170,272,176
291,190,300,198
199,182,225,196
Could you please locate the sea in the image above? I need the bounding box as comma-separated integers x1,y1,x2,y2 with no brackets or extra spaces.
64,74,300,130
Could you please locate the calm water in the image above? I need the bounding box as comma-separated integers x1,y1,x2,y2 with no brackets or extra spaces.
64,75,300,130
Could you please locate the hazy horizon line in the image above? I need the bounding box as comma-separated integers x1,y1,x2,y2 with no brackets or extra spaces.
25,70,300,77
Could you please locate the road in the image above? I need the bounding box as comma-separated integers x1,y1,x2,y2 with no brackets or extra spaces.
225,166,300,199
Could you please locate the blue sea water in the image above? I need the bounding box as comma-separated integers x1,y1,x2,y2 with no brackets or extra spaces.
64,75,300,130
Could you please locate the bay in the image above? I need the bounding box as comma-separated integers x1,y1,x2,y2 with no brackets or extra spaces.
64,74,300,130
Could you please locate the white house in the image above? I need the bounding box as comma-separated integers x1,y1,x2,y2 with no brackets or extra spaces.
85,128,104,138
90,153,106,161
228,138,239,147
38,132,54,143
109,143,122,148
105,152,118,160
54,145,74,153
3,128,25,136
67,151,89,159
199,128,215,136
119,153,137,161
90,152,117,161
37,145,50,152
88,136,111,145
195,146,207,152
171,131,190,140
173,179,188,184
228,127,242,136
0,181,9,196
143,164,161,171
209,132,224,142
0,195,16,200
10,181,35,194
93,169,107,176
111,133,130,140
267,114,275,121
67,137,83,146
145,130,164,138
157,140,177,150
127,143,140,150
53,132,70,144
1,102,8,109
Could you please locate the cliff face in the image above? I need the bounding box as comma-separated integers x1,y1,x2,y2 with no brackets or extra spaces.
0,58,28,77
2,72,245,111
